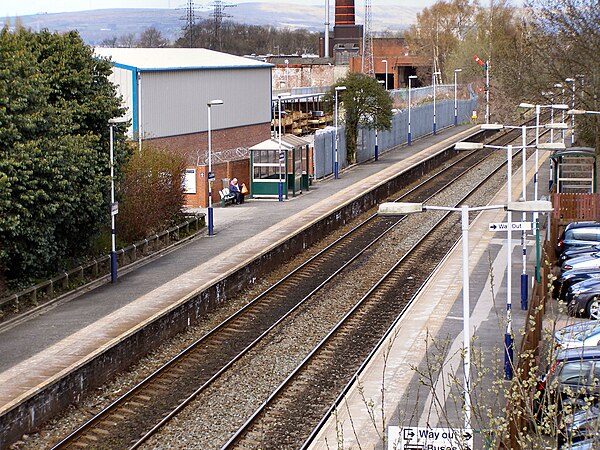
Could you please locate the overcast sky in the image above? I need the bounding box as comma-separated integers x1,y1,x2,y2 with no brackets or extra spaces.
2,0,425,17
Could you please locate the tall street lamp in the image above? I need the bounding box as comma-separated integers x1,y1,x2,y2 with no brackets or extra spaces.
455,139,562,379
378,199,554,429
479,123,566,309
454,68,462,126
285,59,289,87
518,102,569,206
278,93,291,201
207,99,223,236
108,117,128,283
554,83,566,143
565,78,576,145
375,80,385,161
433,71,441,135
382,59,388,90
408,75,417,145
334,86,346,179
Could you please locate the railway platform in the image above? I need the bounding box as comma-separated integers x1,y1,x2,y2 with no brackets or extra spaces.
308,146,554,449
0,124,478,447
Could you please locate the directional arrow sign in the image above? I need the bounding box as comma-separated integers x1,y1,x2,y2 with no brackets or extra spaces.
388,426,474,450
488,221,532,232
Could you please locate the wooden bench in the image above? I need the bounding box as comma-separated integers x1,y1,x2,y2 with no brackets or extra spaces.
219,188,236,207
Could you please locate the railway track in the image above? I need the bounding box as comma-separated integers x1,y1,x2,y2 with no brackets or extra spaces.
51,123,546,449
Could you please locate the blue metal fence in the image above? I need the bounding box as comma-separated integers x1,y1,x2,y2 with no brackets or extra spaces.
313,95,477,179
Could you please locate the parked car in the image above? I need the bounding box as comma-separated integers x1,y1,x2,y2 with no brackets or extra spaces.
568,438,600,449
533,347,600,422
557,222,600,256
555,321,600,349
559,404,600,448
553,268,600,300
558,244,600,265
566,278,600,319
562,252,600,272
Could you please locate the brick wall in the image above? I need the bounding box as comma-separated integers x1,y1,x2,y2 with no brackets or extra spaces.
184,158,251,208
148,122,271,166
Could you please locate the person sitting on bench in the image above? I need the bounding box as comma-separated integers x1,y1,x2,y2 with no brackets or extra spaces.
229,177,245,204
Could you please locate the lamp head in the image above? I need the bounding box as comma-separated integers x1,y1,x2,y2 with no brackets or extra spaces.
335,86,347,92
454,68,462,73
565,78,575,82
378,202,423,215
537,142,566,150
507,200,553,213
455,142,484,150
208,99,224,106
544,122,569,129
409,75,418,79
108,117,128,125
567,109,586,115
481,123,504,130
518,102,535,109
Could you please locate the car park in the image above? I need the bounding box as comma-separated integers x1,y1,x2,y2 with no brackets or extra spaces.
533,347,600,422
562,252,600,272
553,268,600,300
558,244,600,266
559,405,600,448
555,321,600,349
568,438,600,449
566,278,600,319
557,222,600,256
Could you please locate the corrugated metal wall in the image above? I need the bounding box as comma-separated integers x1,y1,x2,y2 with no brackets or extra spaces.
313,96,477,179
140,68,271,139
109,67,135,137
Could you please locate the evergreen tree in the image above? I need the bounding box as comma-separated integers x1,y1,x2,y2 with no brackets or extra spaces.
0,28,124,287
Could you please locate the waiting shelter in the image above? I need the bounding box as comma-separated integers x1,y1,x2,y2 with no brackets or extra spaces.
550,147,597,193
249,135,310,199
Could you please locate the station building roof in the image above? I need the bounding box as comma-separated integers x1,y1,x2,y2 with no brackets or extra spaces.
94,47,274,72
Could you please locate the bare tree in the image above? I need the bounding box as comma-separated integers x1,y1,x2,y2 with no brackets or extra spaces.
118,33,137,48
138,26,168,48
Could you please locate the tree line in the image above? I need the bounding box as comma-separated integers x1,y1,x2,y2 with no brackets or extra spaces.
404,0,600,147
101,20,320,56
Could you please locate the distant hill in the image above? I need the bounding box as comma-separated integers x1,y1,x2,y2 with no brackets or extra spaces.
7,3,420,46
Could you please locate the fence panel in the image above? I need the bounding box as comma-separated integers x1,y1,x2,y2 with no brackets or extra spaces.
312,94,477,179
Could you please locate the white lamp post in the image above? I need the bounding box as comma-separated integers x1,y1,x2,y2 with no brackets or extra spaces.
278,93,291,200
433,71,441,135
455,138,563,379
553,83,566,143
408,75,417,145
378,199,554,429
108,117,128,283
518,102,569,206
375,80,385,161
454,69,462,126
206,100,223,236
382,59,388,90
285,59,289,87
334,86,346,179
479,123,566,309
565,78,576,145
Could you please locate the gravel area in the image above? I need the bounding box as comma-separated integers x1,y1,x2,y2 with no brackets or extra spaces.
11,150,509,449
141,151,509,448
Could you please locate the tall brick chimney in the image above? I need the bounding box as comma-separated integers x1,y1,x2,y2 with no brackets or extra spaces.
335,0,355,25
